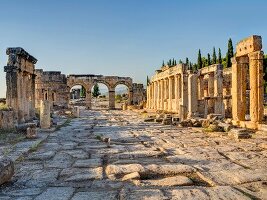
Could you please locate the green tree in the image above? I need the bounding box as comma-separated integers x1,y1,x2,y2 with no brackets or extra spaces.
207,53,211,66
80,86,86,98
174,59,177,66
185,57,189,66
226,38,234,68
92,83,101,97
212,47,217,64
179,59,183,64
162,60,165,67
218,48,222,64
197,49,202,69
172,58,175,66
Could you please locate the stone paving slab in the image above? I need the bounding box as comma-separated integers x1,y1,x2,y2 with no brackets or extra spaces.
0,108,266,199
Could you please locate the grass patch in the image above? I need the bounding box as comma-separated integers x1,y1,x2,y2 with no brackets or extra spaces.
29,140,42,153
0,128,25,145
0,103,10,111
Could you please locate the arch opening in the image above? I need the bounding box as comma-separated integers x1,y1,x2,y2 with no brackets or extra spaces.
91,83,109,109
115,84,129,109
69,85,86,106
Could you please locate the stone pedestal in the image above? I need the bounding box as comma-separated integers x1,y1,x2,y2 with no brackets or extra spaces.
73,106,80,117
26,127,37,139
40,100,50,129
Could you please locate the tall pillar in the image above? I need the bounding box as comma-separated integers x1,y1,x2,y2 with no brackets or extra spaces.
128,90,133,105
109,90,115,109
146,85,150,108
160,80,164,110
156,81,160,110
40,100,50,129
248,51,264,123
153,82,157,110
231,56,248,122
168,77,173,111
180,74,188,120
86,90,92,109
198,75,204,99
214,67,224,115
29,74,36,118
174,75,179,112
163,79,167,111
188,74,198,117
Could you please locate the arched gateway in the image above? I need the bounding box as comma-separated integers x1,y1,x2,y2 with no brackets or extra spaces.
67,74,133,109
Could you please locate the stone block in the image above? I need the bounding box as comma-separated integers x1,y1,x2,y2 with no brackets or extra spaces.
236,35,262,57
0,157,14,185
0,110,14,129
26,127,37,139
228,128,253,139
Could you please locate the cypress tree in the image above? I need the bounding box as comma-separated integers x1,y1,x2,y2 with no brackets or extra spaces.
207,53,211,66
218,48,222,64
226,38,234,68
162,60,165,67
185,57,189,66
212,47,217,64
172,58,175,66
197,49,202,69
179,59,183,64
92,83,101,97
174,60,177,66
146,76,150,85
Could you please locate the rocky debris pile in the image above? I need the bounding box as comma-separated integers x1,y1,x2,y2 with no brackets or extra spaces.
0,157,14,185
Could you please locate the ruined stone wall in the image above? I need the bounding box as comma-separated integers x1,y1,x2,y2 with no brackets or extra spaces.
35,70,69,109
4,47,37,124
132,83,146,104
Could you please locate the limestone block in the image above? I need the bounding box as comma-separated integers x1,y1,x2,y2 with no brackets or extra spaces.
40,100,51,129
72,106,80,117
121,172,140,181
0,110,14,129
236,35,262,57
0,157,14,185
26,127,37,139
228,128,253,139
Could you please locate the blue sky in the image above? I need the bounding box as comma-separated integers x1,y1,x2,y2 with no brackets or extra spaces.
0,0,266,97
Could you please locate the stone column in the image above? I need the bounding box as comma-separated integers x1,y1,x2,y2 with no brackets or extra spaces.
157,81,160,110
153,82,157,110
231,56,248,122
198,75,204,99
168,77,173,111
177,75,181,113
174,75,179,112
23,72,30,121
18,72,25,123
248,51,264,123
86,90,92,109
214,68,223,115
180,74,188,120
29,74,36,119
188,74,198,117
109,90,115,109
146,85,150,108
128,90,133,105
160,80,164,110
207,73,214,112
40,100,50,129
163,79,167,111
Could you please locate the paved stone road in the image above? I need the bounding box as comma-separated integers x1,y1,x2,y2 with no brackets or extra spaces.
0,108,267,199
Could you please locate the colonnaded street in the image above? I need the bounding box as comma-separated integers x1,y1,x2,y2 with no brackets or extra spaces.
0,108,266,200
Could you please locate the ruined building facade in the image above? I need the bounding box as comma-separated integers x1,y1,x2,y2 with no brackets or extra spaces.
147,35,264,129
35,70,69,109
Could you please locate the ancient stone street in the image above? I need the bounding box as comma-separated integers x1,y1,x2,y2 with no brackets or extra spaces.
0,108,266,199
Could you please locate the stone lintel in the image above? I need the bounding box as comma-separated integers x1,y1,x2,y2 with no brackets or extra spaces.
236,35,262,57
4,66,20,73
6,47,38,64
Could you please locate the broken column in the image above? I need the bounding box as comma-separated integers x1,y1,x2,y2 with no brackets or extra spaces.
109,90,115,109
40,100,51,129
214,65,224,115
72,106,80,117
187,73,198,118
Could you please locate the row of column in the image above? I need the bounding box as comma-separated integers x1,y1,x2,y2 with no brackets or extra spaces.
5,66,35,124
147,74,189,120
232,51,264,125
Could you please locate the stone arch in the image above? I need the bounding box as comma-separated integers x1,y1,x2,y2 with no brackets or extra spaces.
67,82,91,108
113,81,133,106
